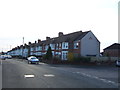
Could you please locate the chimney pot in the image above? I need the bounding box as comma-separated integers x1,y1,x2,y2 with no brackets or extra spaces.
58,32,63,37
38,39,41,43
28,42,31,45
46,37,50,40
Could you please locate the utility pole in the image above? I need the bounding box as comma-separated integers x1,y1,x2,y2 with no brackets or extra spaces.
23,37,24,46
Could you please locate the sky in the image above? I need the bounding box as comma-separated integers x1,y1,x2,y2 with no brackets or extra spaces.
0,0,119,52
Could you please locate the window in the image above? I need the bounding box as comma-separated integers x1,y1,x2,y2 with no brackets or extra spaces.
50,44,55,50
45,45,48,50
62,51,68,60
62,42,68,49
56,52,58,55
37,46,40,51
74,42,79,49
63,43,65,48
52,51,54,56
39,46,42,50
31,48,34,51
56,43,59,50
36,47,39,51
59,43,61,47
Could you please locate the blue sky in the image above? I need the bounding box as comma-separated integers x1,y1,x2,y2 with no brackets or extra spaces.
0,0,119,52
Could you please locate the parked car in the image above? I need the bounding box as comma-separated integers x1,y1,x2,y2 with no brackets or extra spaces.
27,56,39,64
0,55,6,60
5,55,12,59
0,55,12,60
116,60,120,67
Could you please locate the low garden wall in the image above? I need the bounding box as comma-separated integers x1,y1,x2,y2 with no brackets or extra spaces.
90,57,119,63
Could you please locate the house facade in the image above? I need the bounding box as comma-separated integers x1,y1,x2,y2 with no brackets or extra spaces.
103,43,120,57
7,30,100,60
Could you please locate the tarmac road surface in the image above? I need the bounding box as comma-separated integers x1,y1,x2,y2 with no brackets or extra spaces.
2,59,119,89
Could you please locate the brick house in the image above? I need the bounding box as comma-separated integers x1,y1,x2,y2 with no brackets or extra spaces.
103,43,120,57
7,30,100,60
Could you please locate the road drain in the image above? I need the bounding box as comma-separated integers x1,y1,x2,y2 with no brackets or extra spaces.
24,74,35,78
44,74,55,77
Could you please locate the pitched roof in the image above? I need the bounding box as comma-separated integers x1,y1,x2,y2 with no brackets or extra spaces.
30,30,90,46
46,30,90,44
104,43,120,50
74,31,90,41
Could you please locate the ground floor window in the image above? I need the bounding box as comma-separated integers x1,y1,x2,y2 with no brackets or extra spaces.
62,51,68,60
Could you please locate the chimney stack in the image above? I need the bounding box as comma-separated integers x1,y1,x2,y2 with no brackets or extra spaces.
38,39,41,43
58,32,63,37
46,37,50,40
28,42,31,45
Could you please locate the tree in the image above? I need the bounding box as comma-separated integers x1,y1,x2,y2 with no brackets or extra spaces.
45,46,52,60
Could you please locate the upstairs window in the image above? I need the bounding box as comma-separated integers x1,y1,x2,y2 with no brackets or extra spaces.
31,48,34,51
59,43,61,47
45,45,49,50
62,42,69,49
74,42,79,49
59,43,62,50
56,43,59,50
40,46,42,50
37,46,42,51
50,44,55,50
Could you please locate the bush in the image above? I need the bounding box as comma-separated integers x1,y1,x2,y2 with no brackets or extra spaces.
52,56,61,64
68,52,74,62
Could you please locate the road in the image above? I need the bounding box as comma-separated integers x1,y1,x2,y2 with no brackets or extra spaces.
1,59,119,88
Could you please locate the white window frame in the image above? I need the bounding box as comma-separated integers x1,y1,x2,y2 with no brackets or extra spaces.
74,42,79,49
62,42,69,49
62,51,68,60
50,44,55,50
45,45,49,51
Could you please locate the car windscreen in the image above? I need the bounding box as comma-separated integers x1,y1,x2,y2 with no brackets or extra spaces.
31,57,37,59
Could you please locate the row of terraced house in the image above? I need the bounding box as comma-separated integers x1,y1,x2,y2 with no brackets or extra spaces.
7,30,100,60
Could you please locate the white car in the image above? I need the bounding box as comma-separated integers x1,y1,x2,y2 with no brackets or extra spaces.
27,56,39,64
5,55,12,59
116,60,120,67
0,55,12,60
0,55,6,60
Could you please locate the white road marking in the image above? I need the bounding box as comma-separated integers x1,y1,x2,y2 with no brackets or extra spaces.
100,78,108,83
44,74,55,77
85,74,92,77
76,72,80,74
107,80,116,84
73,71,117,86
24,74,35,78
93,76,99,79
80,72,87,76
